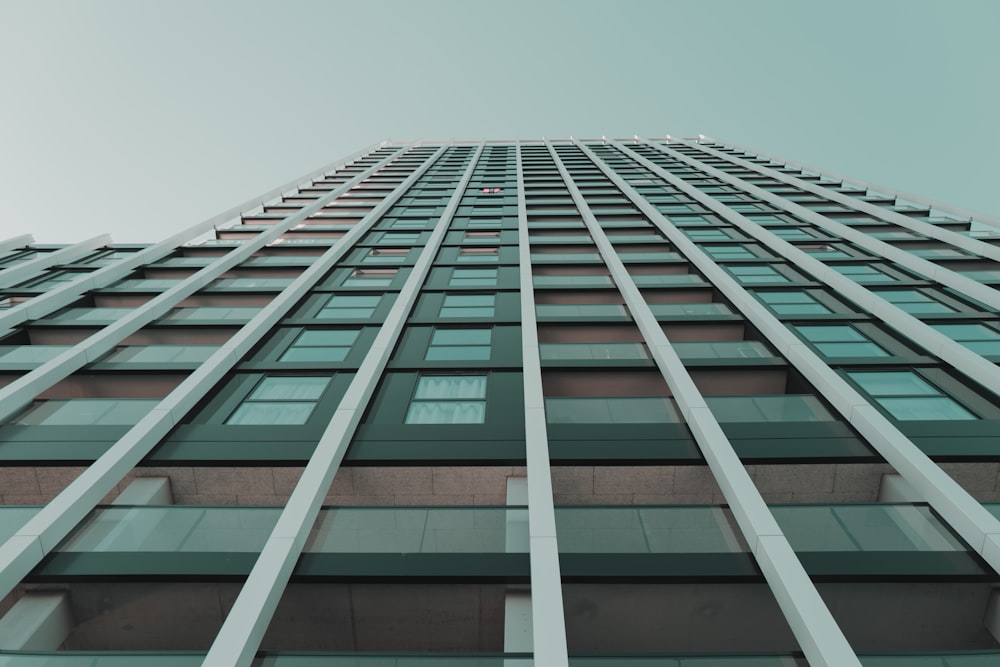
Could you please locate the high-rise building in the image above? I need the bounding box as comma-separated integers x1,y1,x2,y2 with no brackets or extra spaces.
0,137,999,667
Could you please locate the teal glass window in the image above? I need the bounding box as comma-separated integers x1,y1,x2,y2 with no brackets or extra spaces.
756,291,831,315
704,245,758,260
104,346,217,363
165,307,258,322
930,323,1000,355
797,244,852,260
847,371,976,421
318,295,381,319
14,399,159,426
683,229,731,241
457,247,499,262
404,375,487,424
389,218,429,230
426,328,492,360
796,325,889,357
450,268,498,287
440,294,495,318
378,232,420,245
226,376,330,425
342,269,396,287
16,271,82,290
364,248,409,264
545,397,679,423
872,289,954,314
727,265,790,284
834,264,897,284
769,228,815,240
280,330,359,362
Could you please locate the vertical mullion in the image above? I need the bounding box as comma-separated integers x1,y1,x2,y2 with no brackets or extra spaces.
515,142,570,667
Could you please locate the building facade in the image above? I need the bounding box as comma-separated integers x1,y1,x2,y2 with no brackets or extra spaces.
0,137,999,666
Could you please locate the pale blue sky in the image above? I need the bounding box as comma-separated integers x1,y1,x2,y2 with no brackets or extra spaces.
1,0,997,244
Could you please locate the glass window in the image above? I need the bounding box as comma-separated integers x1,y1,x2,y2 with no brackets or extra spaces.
704,245,758,260
426,328,492,360
342,269,397,287
14,399,159,426
389,218,429,230
931,323,1000,355
834,264,897,284
379,232,420,245
364,248,409,264
756,291,831,315
226,376,330,425
727,265,790,284
683,229,731,241
769,228,815,240
797,244,852,260
795,325,889,357
104,346,217,363
457,247,499,262
404,375,487,424
871,289,954,314
440,294,495,318
545,397,679,423
280,330,359,362
848,371,976,421
318,295,381,319
450,268,498,287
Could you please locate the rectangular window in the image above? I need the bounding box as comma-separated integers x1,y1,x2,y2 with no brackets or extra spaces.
379,232,420,245
317,295,381,319
683,229,731,241
848,371,976,421
426,328,492,360
404,375,487,424
871,289,954,314
342,269,397,287
930,323,1000,356
390,219,429,230
457,247,499,262
465,231,500,240
796,244,853,260
441,294,495,318
449,268,498,287
704,245,759,260
769,228,815,241
14,399,159,426
795,325,889,357
756,291,831,315
834,264,897,284
280,330,359,362
727,265,790,284
364,248,409,264
226,376,330,425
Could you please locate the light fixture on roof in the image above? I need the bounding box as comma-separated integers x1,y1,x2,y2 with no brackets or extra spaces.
601,136,607,144
665,134,672,143
633,134,639,144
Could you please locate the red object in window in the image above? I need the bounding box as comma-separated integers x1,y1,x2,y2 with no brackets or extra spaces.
493,188,501,193
482,188,490,193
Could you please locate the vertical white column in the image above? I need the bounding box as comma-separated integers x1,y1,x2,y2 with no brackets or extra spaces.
514,143,570,667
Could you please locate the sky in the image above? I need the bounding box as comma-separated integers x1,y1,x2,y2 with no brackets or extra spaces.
0,0,998,245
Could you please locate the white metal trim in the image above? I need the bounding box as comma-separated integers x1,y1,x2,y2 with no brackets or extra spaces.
515,142,570,667
559,140,861,667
